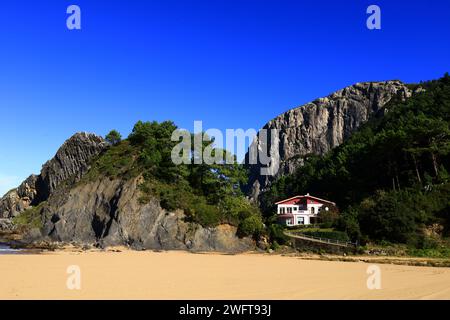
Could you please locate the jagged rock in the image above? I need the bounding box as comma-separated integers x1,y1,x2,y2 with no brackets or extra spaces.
0,190,21,218
17,174,38,200
37,132,108,201
244,80,412,201
0,175,37,218
0,218,14,231
0,133,107,218
2,80,414,252
39,177,254,252
256,236,270,250
2,131,253,252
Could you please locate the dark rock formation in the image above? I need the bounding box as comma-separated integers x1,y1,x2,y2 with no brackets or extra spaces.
244,81,412,201
37,177,253,252
0,218,14,231
2,80,414,251
0,132,108,218
36,132,109,201
0,175,38,218
1,132,254,252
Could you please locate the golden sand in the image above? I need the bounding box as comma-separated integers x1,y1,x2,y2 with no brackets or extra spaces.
1,249,449,300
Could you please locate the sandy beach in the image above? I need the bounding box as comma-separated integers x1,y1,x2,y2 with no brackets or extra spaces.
1,249,449,300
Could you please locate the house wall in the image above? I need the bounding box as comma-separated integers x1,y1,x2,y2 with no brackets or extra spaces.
277,202,327,226
277,204,303,214
279,214,310,226
295,214,309,225
307,203,324,215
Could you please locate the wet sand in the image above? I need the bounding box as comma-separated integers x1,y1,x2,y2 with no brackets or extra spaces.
1,250,449,299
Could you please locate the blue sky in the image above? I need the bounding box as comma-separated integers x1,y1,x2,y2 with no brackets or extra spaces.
1,0,450,196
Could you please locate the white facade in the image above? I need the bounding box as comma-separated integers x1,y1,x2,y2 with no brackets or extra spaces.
276,195,334,226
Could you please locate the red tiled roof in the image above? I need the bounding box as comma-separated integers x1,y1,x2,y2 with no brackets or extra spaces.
275,194,336,206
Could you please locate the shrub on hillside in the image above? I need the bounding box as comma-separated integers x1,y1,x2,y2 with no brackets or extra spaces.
267,223,288,245
187,200,222,227
237,214,264,238
318,207,339,228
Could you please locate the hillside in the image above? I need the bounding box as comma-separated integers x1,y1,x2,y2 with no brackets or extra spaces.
0,123,261,251
2,75,449,254
261,74,450,252
244,80,413,201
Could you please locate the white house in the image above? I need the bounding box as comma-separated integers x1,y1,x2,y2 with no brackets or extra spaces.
276,194,336,226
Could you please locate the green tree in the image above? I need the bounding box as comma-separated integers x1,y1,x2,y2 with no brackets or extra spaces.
105,130,122,145
238,215,264,238
318,207,339,228
357,191,420,243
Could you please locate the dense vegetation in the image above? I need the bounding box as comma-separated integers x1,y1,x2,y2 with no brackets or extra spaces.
83,74,450,251
290,228,350,242
87,121,263,238
12,202,46,229
261,74,450,248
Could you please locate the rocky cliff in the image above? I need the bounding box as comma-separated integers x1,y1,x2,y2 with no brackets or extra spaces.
0,132,108,218
0,175,38,218
245,81,412,201
1,80,415,251
37,132,108,201
0,133,254,252
36,176,253,251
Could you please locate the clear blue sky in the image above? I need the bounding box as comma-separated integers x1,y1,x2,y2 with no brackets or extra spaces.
1,0,450,196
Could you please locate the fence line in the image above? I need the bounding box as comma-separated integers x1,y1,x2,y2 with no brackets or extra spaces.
284,231,358,247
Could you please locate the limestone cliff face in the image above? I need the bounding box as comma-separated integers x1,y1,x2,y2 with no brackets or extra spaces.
245,81,412,201
0,132,108,218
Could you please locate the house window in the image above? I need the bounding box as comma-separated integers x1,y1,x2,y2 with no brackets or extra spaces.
311,207,315,214
287,207,292,214
280,207,285,214
293,207,297,211
297,217,304,225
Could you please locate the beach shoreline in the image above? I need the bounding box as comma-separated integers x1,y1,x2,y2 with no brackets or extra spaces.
1,248,449,300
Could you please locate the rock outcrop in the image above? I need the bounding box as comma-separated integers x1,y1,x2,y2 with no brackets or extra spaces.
35,177,253,252
245,81,412,201
0,132,108,218
37,132,109,201
2,80,414,251
0,175,38,218
1,132,254,252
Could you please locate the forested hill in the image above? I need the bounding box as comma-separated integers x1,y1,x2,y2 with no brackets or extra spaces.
1,122,264,251
261,74,450,246
2,74,449,253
